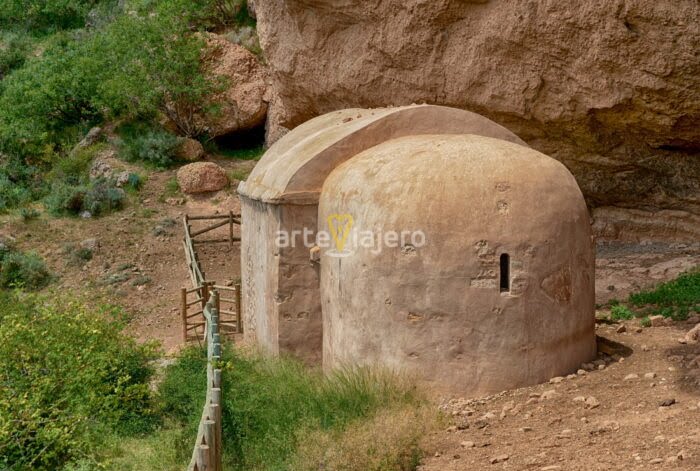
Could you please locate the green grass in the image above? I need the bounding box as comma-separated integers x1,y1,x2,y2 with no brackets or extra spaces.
629,268,700,320
213,144,265,161
154,345,428,471
227,168,251,182
610,304,635,321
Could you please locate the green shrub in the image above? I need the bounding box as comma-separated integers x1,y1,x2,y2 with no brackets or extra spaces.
0,30,35,78
19,206,41,221
44,181,88,216
640,316,652,328
629,269,700,320
63,242,93,266
0,292,159,470
83,180,125,215
0,156,42,211
0,249,51,289
0,0,102,31
44,179,125,217
116,124,182,168
610,304,634,321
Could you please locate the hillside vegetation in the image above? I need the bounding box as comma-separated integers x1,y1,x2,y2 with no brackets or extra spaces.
0,0,253,213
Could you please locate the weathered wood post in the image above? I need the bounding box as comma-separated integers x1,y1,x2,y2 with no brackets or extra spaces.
235,282,242,334
229,210,234,248
181,287,188,342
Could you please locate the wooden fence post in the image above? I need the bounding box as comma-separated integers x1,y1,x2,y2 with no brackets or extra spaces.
181,288,188,342
235,282,242,334
229,211,234,248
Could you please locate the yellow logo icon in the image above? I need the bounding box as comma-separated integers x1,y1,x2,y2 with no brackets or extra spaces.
327,213,354,256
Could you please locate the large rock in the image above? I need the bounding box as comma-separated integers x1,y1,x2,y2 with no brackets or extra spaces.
255,0,700,241
196,34,268,137
177,162,229,194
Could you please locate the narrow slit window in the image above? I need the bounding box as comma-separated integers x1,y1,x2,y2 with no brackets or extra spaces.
500,253,510,292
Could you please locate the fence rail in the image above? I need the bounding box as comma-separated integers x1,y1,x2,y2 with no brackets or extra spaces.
187,291,223,471
181,212,242,470
181,213,242,341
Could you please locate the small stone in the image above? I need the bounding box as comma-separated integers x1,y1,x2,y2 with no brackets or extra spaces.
641,344,649,351
573,396,586,402
581,362,594,371
598,364,606,370
557,429,572,438
649,458,663,464
584,396,600,409
549,376,564,384
566,374,577,380
624,373,639,381
634,327,643,333
519,426,533,432
541,390,558,400
540,467,561,471
659,398,676,407
577,369,587,376
616,324,627,333
649,315,665,327
644,372,657,379
460,440,475,448
490,454,509,464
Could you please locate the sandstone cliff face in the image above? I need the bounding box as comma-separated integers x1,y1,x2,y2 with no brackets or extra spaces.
255,0,700,240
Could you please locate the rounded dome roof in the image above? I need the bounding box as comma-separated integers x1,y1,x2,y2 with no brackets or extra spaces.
320,133,588,238
238,105,527,204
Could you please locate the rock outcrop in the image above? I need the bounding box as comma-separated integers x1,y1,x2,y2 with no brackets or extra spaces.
255,0,700,240
196,34,268,138
177,162,228,194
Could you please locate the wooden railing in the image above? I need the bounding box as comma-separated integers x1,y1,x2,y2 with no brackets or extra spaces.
181,282,242,342
181,212,242,470
186,290,224,471
181,214,242,341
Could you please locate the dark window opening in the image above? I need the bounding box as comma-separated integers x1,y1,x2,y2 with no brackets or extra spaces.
500,253,510,293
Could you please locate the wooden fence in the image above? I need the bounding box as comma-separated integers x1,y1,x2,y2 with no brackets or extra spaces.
181,212,242,470
186,290,224,471
180,282,242,342
181,213,242,341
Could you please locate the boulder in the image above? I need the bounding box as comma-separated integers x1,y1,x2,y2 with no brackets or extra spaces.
195,34,268,137
71,127,102,155
177,162,229,194
255,0,700,241
176,138,205,161
685,323,700,344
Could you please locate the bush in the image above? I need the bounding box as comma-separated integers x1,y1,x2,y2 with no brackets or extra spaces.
629,269,700,320
44,179,125,217
0,155,42,211
83,180,125,215
44,181,89,216
610,304,634,321
0,0,102,31
63,243,93,266
0,292,159,470
0,249,51,289
19,206,40,221
116,123,182,168
0,30,35,78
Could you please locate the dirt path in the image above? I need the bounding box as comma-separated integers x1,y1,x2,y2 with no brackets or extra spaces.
420,319,700,470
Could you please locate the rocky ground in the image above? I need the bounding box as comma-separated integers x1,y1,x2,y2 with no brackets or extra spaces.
420,319,700,470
